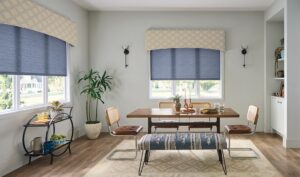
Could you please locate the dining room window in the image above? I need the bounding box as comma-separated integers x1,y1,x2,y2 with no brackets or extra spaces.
150,48,223,99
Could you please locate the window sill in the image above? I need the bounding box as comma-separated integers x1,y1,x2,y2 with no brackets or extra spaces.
0,101,71,120
0,106,48,120
149,97,224,101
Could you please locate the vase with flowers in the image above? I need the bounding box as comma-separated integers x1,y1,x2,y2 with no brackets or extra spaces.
49,101,64,119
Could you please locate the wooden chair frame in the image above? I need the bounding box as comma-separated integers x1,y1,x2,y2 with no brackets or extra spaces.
154,102,179,132
188,102,213,132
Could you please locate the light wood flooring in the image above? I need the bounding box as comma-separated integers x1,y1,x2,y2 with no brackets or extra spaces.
5,133,300,177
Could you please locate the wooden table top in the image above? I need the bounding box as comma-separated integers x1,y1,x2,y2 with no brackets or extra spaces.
127,108,239,118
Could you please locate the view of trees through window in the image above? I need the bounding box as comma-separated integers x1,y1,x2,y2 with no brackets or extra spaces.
151,81,173,98
150,80,221,99
0,75,67,113
0,75,13,112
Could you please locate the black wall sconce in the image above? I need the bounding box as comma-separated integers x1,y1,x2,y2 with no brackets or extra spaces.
122,45,130,68
241,45,248,68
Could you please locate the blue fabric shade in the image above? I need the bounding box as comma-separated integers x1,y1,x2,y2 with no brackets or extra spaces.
150,48,220,80
0,24,67,76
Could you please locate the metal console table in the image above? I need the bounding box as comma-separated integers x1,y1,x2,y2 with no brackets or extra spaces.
22,106,74,165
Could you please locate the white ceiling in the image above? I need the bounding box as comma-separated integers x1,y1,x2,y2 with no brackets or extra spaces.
72,0,275,11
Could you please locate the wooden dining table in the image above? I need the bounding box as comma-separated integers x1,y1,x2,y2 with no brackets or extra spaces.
127,108,240,133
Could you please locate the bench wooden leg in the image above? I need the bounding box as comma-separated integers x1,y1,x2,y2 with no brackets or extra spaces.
220,149,227,175
138,150,145,176
144,150,150,164
217,148,227,175
217,149,222,162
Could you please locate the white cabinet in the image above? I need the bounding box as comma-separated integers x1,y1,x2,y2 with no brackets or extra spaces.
271,96,284,136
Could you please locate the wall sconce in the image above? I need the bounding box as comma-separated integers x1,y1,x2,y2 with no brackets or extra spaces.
122,45,129,68
241,45,248,68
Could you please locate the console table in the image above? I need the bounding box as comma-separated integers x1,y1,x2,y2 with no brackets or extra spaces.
22,106,73,165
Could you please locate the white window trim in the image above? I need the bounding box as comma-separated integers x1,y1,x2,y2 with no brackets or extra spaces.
0,75,70,117
0,44,71,118
149,51,225,100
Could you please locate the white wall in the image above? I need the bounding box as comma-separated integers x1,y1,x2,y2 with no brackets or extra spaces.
0,0,89,176
284,0,300,148
88,11,265,133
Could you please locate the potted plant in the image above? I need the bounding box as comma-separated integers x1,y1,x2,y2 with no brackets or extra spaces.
171,94,181,112
49,101,64,119
78,69,112,139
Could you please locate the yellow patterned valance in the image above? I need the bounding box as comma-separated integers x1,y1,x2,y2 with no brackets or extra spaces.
0,0,77,46
145,29,225,52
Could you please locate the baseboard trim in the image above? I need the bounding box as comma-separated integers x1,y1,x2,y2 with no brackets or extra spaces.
283,137,300,148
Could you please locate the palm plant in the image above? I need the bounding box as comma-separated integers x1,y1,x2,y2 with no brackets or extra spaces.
170,94,181,103
78,69,112,124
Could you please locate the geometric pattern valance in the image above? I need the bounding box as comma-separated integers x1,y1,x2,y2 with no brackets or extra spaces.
0,0,77,46
145,29,225,52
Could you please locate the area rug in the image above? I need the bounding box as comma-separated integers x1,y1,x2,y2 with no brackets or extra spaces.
84,139,282,177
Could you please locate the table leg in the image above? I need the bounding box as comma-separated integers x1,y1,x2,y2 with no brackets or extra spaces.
216,117,220,133
216,117,222,162
148,117,152,134
145,117,152,163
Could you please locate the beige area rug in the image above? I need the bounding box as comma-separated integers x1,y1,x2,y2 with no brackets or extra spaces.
84,139,282,177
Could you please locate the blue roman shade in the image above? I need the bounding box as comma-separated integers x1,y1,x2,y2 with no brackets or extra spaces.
151,48,220,80
0,24,67,76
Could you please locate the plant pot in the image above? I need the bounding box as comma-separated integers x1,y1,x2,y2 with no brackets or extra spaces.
175,101,181,112
85,122,102,139
49,110,63,119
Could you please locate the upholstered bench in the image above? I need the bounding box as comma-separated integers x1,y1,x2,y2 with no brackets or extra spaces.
137,133,227,176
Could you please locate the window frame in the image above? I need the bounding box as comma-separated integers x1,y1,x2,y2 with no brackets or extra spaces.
149,52,224,100
0,45,70,116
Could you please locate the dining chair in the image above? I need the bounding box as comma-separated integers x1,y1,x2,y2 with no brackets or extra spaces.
106,107,143,160
224,105,259,158
154,102,179,132
188,102,213,131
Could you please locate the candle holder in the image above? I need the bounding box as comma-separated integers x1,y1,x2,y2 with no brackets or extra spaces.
181,98,195,113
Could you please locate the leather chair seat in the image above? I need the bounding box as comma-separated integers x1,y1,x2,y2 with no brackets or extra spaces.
113,125,143,135
225,125,252,134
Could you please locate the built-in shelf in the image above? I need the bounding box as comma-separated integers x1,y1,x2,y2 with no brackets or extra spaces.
274,77,284,80
271,96,284,99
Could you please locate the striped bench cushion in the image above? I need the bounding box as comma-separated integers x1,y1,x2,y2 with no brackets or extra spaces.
138,133,227,150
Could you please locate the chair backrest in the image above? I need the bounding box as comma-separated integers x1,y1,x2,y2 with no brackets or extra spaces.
158,102,175,121
106,107,120,127
159,102,174,109
191,102,211,109
247,105,259,125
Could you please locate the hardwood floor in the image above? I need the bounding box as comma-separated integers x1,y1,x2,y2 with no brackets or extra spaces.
5,133,300,177
249,133,300,177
